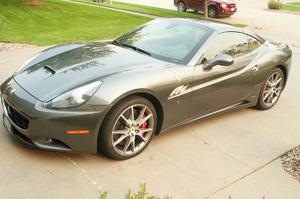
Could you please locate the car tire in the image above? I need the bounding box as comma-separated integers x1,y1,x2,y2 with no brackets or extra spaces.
99,96,157,160
208,6,218,18
177,1,186,12
256,68,285,110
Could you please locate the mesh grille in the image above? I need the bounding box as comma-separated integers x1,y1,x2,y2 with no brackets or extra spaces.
4,101,29,129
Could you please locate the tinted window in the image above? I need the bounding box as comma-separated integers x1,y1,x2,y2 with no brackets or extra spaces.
114,19,213,64
203,32,249,61
247,35,262,51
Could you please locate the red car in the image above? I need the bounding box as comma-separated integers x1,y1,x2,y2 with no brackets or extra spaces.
174,0,237,18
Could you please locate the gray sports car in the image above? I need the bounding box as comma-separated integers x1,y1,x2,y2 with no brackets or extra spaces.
1,19,292,159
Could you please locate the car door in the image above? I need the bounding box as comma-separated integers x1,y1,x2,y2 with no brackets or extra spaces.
190,0,204,10
190,31,260,118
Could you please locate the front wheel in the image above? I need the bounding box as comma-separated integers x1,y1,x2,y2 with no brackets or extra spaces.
177,1,186,12
208,6,218,18
99,96,157,160
256,68,285,110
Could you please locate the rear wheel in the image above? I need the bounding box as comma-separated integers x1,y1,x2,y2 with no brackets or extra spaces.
208,6,218,18
256,68,285,110
177,1,186,12
99,96,157,160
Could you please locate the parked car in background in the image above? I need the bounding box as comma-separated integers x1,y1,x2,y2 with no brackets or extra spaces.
174,0,237,18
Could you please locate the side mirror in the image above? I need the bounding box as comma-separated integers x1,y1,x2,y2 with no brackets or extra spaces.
202,54,234,70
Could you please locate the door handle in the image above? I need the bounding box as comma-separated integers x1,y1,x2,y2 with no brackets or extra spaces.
251,65,258,72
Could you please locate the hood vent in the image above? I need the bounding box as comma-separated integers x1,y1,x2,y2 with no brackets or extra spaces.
43,65,56,74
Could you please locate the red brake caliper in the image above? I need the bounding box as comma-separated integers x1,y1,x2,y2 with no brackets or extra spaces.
140,113,147,136
264,83,268,94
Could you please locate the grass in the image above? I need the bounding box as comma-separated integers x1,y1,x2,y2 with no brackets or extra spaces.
0,0,245,45
74,0,202,19
0,0,151,45
233,23,248,28
280,1,300,12
289,2,300,6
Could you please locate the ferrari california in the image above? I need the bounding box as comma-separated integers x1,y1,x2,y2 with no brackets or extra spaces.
1,19,292,159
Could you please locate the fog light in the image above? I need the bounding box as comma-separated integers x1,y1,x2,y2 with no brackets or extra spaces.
32,137,53,143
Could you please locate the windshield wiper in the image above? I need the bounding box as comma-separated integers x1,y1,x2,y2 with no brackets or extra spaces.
112,40,152,57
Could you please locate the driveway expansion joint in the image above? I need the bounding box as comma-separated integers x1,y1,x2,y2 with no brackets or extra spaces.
187,131,254,170
58,153,102,192
203,144,300,199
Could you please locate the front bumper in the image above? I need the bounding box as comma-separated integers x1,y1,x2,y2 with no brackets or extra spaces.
218,7,237,16
1,77,108,154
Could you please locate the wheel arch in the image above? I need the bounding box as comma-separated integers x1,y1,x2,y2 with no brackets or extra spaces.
208,4,218,10
178,0,186,5
98,90,164,147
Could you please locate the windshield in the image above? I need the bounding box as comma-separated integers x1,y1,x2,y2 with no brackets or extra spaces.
113,19,213,64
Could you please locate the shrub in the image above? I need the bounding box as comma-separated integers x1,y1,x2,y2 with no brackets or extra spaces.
268,0,281,9
99,183,171,199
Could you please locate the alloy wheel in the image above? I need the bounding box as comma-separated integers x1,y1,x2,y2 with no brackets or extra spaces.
262,71,283,107
208,8,217,18
111,104,154,156
177,2,186,12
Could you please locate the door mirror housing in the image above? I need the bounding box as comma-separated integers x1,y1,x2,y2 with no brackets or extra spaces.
202,54,234,70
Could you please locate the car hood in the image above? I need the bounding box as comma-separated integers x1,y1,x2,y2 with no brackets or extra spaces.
13,42,165,102
212,0,235,4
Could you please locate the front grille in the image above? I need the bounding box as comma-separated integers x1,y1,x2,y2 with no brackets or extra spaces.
4,101,29,129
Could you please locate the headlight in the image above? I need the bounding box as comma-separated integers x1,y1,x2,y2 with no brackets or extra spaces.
220,3,227,8
46,81,102,109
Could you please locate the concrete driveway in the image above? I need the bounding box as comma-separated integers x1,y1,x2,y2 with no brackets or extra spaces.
1,1,300,199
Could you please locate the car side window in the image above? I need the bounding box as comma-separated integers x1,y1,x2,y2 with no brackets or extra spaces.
203,32,249,62
247,35,262,52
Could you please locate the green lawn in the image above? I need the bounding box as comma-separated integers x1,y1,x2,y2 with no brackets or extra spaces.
75,0,202,19
0,0,151,45
281,1,300,12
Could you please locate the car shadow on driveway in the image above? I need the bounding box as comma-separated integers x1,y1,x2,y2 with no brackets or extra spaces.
0,106,255,164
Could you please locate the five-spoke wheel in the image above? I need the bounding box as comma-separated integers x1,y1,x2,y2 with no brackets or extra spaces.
99,96,157,160
257,68,285,110
112,104,154,156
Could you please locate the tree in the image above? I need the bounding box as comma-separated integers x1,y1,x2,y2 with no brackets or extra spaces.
203,0,208,19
